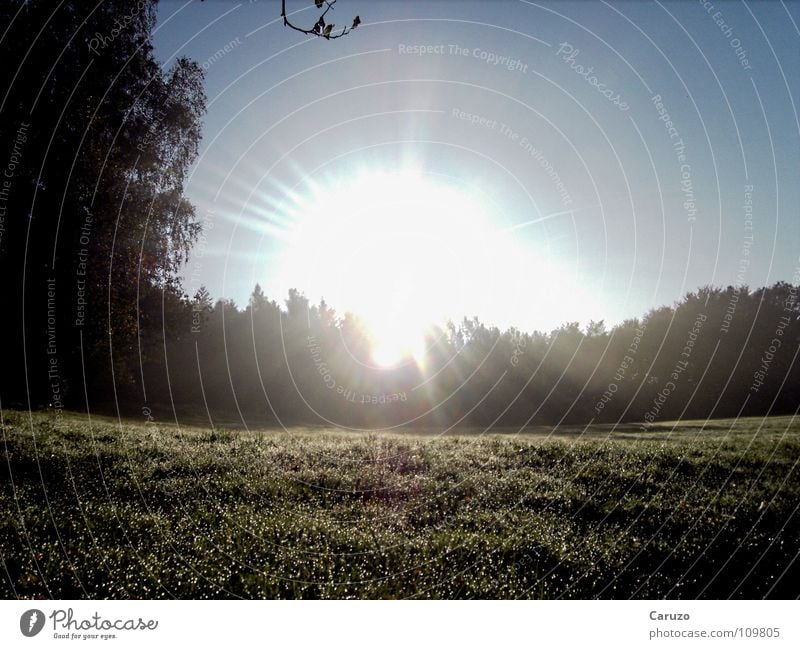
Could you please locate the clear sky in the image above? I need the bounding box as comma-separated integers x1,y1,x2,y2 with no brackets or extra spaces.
153,0,800,339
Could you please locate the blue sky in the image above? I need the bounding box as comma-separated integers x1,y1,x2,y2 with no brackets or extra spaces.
154,0,800,334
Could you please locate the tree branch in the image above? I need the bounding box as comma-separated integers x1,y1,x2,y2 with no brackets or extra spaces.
281,0,360,40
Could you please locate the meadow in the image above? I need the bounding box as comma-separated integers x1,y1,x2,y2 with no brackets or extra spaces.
1,411,798,599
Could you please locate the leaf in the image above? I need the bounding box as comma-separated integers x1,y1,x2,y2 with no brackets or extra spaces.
352,15,361,28
315,0,324,8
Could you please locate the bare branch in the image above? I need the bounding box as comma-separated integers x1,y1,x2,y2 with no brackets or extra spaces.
281,0,360,40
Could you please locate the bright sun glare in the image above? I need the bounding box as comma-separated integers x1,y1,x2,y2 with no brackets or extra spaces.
278,168,589,367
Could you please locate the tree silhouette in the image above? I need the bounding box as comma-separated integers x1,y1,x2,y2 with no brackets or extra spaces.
0,1,204,409
201,0,363,40
281,0,361,40
151,283,799,427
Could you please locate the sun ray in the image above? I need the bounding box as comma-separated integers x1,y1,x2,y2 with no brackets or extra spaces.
272,167,600,364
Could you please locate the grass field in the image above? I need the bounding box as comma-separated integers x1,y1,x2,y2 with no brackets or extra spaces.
1,410,798,599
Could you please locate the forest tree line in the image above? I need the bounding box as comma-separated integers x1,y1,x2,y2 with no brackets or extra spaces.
124,281,799,428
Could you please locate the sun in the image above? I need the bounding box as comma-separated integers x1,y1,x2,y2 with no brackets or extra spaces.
277,169,484,365
275,167,589,367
